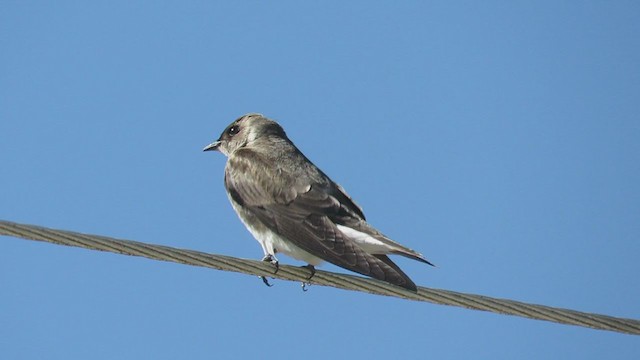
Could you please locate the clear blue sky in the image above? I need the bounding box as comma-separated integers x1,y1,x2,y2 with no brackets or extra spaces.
1,1,638,358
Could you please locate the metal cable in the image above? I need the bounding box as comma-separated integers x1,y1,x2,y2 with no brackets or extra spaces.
1,219,638,335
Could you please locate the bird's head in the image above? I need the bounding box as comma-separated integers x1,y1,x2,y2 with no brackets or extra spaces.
203,113,286,156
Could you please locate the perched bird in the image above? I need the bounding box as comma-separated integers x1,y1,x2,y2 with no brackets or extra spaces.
203,113,433,291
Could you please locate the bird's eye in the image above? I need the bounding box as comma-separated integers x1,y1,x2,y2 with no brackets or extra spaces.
228,125,240,136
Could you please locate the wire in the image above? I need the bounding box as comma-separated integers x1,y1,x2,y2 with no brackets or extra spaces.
1,219,638,335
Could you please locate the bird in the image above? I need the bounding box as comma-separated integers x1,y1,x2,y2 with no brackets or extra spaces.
203,113,433,291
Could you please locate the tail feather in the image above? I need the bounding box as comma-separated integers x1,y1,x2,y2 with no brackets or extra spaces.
392,250,436,267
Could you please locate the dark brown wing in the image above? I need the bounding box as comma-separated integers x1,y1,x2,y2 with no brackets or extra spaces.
225,148,417,291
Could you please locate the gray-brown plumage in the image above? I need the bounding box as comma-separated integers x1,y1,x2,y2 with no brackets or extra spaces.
204,113,433,291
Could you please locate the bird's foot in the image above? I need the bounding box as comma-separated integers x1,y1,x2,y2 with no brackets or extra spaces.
301,264,316,280
261,254,280,273
260,276,274,287
260,254,279,288
300,264,316,292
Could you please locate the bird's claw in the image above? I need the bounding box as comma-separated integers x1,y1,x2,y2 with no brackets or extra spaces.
261,276,274,287
300,264,316,292
260,254,279,287
301,264,316,280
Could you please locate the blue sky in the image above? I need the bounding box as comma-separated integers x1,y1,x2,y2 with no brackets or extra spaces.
1,1,639,358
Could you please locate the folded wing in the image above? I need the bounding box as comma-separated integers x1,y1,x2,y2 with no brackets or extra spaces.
225,149,418,291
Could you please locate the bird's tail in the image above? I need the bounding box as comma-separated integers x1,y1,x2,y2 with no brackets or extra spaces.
392,250,436,267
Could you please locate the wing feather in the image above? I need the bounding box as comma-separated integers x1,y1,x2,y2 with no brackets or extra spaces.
225,149,417,290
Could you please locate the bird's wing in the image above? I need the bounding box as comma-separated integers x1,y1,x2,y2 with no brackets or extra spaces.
225,150,417,291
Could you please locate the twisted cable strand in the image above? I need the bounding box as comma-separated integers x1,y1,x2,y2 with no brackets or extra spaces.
1,220,638,335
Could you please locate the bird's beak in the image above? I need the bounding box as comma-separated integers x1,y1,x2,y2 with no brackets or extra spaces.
203,141,221,152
